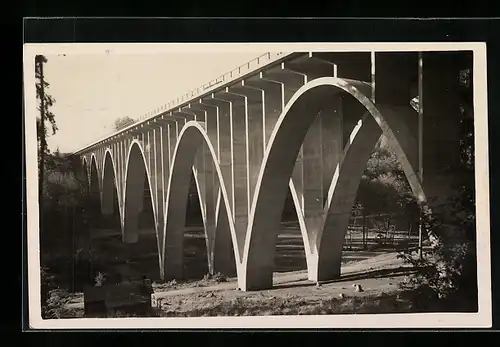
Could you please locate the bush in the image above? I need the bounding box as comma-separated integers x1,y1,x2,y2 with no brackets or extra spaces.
43,289,77,319
397,182,477,311
202,272,228,283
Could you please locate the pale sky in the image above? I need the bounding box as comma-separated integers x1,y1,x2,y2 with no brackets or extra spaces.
43,51,262,153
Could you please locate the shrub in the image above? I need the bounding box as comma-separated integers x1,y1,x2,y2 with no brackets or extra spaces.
397,191,477,310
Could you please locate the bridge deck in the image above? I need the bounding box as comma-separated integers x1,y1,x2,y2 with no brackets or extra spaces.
72,51,302,155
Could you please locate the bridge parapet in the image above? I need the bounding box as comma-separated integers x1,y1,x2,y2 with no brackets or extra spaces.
73,52,297,156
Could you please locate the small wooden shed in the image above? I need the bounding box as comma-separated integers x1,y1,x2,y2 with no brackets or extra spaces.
83,278,154,317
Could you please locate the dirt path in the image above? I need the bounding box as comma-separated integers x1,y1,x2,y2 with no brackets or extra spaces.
156,251,406,296
66,251,410,310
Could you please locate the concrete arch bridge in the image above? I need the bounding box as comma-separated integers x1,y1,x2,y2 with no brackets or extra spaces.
73,50,472,291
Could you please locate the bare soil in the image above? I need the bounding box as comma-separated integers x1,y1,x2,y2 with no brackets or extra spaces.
64,251,420,317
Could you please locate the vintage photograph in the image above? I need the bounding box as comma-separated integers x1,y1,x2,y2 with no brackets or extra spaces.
23,42,491,329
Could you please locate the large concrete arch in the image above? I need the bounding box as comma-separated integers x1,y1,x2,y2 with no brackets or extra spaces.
241,77,426,290
101,149,120,217
122,140,157,244
162,121,239,281
310,111,381,281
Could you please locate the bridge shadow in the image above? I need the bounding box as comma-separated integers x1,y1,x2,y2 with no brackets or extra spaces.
272,266,419,291
89,175,161,284
182,172,209,280
89,175,419,286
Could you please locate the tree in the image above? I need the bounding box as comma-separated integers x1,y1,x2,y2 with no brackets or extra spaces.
356,137,414,217
36,54,59,242
397,64,477,311
40,151,93,311
113,116,136,131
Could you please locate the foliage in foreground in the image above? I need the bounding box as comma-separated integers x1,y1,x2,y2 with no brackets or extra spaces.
40,152,97,318
397,66,477,311
397,191,477,311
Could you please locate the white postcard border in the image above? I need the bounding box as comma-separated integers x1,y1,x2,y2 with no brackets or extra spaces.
23,42,491,329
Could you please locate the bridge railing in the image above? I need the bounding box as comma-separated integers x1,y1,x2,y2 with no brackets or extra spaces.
74,52,291,154
135,52,287,122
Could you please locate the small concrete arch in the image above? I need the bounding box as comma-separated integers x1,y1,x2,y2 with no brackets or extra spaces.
87,154,102,219
241,77,425,290
122,139,157,244
89,154,100,195
191,158,237,277
90,153,98,170
81,156,90,192
162,121,239,280
101,148,120,218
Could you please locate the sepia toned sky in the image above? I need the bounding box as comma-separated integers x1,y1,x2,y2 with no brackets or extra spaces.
42,51,262,153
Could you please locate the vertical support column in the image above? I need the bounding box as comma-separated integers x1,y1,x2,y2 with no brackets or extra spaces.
81,156,90,195
122,143,144,244
162,115,194,280
101,150,115,216
185,105,221,275
159,118,183,280
241,85,331,291
213,195,237,276
145,130,157,231
114,143,121,221
89,154,101,224
189,102,228,274
259,68,306,215
229,83,265,207
136,135,145,216
215,90,248,255
168,120,178,163
421,52,463,234
374,52,420,173
152,123,165,256
305,53,375,283
302,95,345,265
341,96,366,150
373,51,421,255
202,156,219,275
375,52,418,106
302,96,345,281
160,122,170,230
315,114,383,282
301,114,324,249
329,52,372,82
193,147,221,276
202,97,236,246
243,74,283,151
193,142,208,235
284,74,307,215
155,120,172,280
117,139,126,227
261,78,283,149
320,96,344,206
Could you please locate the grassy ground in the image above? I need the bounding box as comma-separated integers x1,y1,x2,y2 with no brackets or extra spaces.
150,262,417,317
63,251,428,317
54,222,428,318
